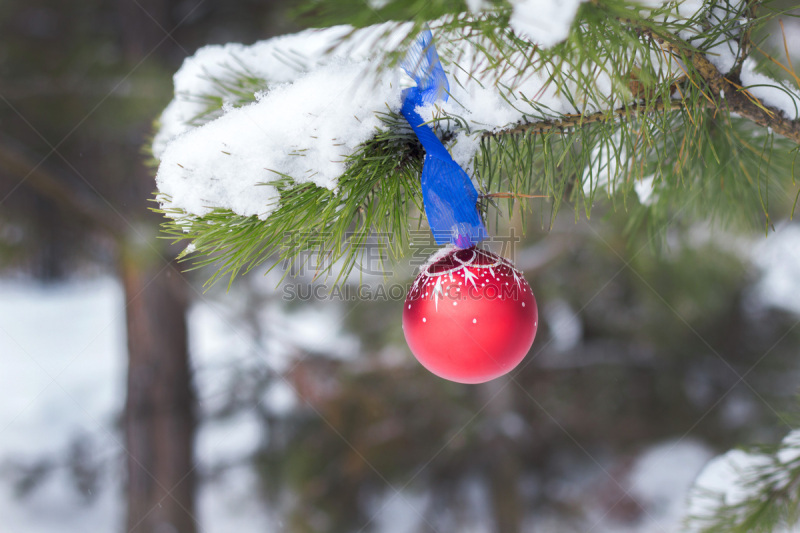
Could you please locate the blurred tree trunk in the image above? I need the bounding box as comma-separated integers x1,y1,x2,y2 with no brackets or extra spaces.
488,442,523,533
115,1,198,531
483,381,523,533
122,247,196,533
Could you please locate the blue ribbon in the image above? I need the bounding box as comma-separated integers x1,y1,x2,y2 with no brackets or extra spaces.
400,29,488,248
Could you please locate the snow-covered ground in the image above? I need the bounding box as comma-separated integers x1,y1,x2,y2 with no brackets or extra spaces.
0,279,126,533
0,278,278,532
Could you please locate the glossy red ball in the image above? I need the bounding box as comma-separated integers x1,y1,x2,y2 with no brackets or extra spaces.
402,247,538,384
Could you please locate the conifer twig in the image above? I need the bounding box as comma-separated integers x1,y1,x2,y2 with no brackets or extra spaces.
728,0,760,78
645,28,800,144
480,192,548,199
484,12,800,145
482,100,691,138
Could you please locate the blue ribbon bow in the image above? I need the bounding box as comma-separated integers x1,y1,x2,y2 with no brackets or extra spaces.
400,29,488,248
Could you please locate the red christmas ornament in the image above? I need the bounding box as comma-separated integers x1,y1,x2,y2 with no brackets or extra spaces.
402,246,538,384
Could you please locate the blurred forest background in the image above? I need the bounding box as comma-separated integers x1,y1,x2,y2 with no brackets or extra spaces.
2,1,800,532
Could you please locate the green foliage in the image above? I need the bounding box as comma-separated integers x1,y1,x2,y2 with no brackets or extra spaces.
477,109,798,238
153,0,800,288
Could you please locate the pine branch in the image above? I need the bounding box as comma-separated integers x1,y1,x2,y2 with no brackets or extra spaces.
482,10,800,145
150,0,800,287
643,27,800,144
157,112,424,289
482,99,694,137
727,0,759,79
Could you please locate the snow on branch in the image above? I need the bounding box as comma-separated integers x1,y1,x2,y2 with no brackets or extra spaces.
150,0,800,286
686,429,800,532
153,7,687,220
153,18,593,220
153,24,410,219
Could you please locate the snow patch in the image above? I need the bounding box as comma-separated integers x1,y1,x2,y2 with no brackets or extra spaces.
686,429,800,530
674,0,708,20
740,58,800,120
509,0,584,48
0,279,126,457
750,223,800,315
634,175,657,205
0,279,125,533
157,59,403,219
628,439,714,525
686,449,772,525
543,298,582,352
153,24,407,157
